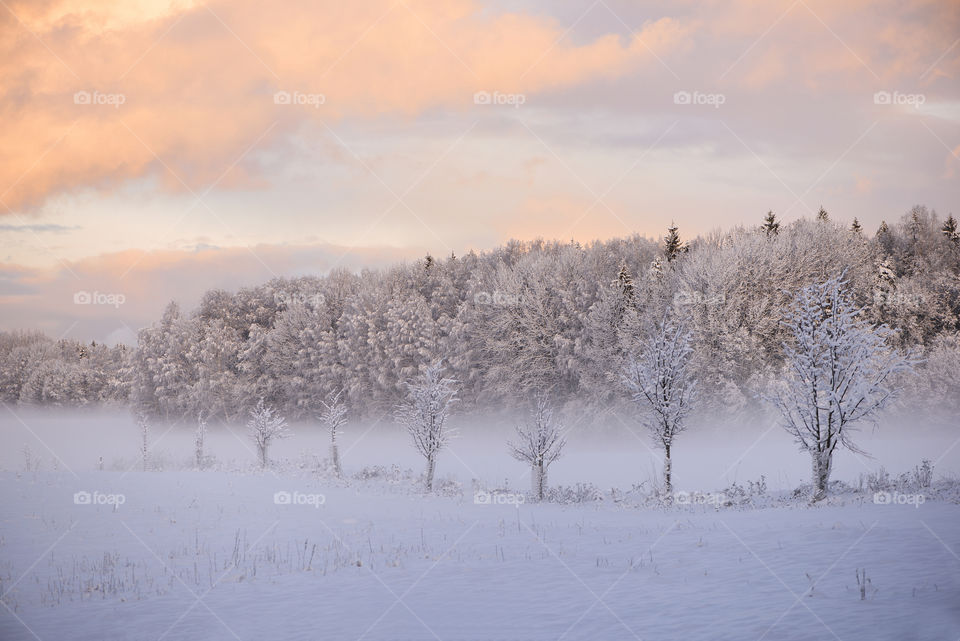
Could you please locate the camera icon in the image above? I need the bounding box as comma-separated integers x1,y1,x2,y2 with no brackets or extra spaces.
473,91,491,105
674,491,691,505
74,91,91,105
873,91,891,105
274,491,292,505
74,491,92,505
873,491,892,505
74,291,92,305
273,91,291,105
473,490,491,505
673,91,691,105
473,291,492,305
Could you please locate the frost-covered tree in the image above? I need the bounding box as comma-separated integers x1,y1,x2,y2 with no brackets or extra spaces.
509,395,566,501
137,411,150,472
319,389,348,477
851,218,863,234
247,399,290,468
195,411,207,469
771,274,914,500
395,361,458,491
942,215,958,245
623,314,697,494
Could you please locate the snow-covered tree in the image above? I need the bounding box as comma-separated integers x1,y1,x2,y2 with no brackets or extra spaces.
623,314,697,495
395,361,458,491
319,389,347,477
137,411,150,472
771,274,914,500
509,395,566,501
247,399,290,468
195,411,207,469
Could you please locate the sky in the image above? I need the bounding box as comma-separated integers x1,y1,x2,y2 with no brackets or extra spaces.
1,0,958,343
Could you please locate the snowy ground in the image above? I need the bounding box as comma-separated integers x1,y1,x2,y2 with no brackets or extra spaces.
1,411,959,640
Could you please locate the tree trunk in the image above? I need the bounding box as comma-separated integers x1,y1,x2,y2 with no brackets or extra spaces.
532,462,546,501
811,449,833,500
260,443,268,468
330,429,342,477
663,444,672,496
425,456,435,491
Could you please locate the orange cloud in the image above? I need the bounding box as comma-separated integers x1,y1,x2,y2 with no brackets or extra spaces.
0,0,688,210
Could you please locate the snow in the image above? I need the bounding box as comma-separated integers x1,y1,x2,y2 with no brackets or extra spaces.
1,412,959,640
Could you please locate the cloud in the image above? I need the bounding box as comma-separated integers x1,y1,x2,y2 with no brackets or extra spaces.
0,223,81,232
0,0,689,210
0,241,425,343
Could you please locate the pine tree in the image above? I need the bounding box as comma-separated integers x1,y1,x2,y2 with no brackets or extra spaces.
664,223,685,261
616,265,634,301
850,218,863,234
816,206,829,222
942,215,959,244
762,211,780,237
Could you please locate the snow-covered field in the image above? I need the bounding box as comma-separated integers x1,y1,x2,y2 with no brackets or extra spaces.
2,411,959,640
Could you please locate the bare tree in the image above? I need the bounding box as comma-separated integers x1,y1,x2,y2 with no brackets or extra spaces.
195,411,207,469
319,389,347,477
395,361,458,491
247,399,291,468
624,314,697,495
509,394,566,501
137,411,150,472
772,274,913,500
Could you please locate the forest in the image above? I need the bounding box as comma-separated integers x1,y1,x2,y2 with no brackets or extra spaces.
3,205,959,425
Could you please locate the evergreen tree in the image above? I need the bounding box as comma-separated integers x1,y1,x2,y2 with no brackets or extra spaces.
942,215,959,244
850,218,863,234
762,211,780,237
664,223,685,261
616,264,634,301
816,206,829,222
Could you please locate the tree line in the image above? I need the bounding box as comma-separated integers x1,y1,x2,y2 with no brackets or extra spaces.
2,205,958,424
